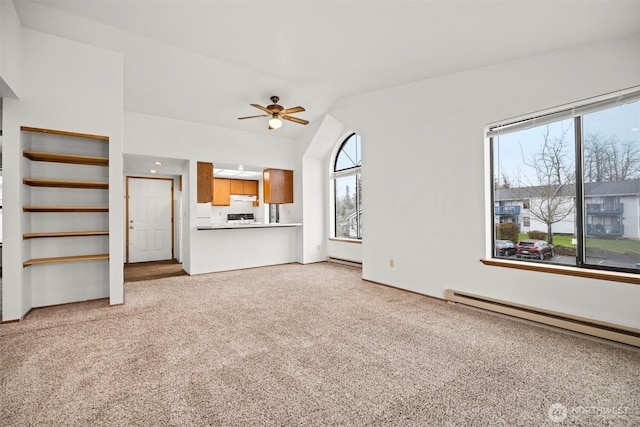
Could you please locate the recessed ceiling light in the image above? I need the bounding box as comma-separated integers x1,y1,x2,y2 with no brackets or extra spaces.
150,169,157,173
153,161,164,165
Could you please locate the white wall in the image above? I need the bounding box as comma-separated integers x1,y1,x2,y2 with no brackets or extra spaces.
209,196,264,224
297,113,363,264
0,0,22,98
2,29,124,320
300,156,325,263
124,111,297,166
329,34,640,329
181,162,192,273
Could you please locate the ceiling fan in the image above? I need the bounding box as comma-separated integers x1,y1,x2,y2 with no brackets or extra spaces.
238,96,309,130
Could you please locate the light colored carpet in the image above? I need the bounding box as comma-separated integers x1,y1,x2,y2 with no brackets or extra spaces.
1,262,638,426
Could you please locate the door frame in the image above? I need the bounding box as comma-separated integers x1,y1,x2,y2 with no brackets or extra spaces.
126,176,175,264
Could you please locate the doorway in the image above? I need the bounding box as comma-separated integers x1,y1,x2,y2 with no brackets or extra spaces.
126,177,174,263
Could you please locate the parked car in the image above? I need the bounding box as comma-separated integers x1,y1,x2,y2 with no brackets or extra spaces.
495,239,516,257
516,239,554,260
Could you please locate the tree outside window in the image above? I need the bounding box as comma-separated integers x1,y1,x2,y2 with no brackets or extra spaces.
491,93,639,272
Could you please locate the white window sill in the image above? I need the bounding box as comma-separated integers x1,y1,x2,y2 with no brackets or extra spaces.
329,237,362,244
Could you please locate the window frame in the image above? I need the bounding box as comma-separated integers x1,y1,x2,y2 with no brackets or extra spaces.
332,133,362,240
485,88,640,284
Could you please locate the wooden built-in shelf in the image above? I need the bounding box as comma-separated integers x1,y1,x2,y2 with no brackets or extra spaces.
23,230,109,240
23,254,109,267
23,206,109,213
21,126,109,141
23,178,108,189
23,150,109,166
19,125,112,304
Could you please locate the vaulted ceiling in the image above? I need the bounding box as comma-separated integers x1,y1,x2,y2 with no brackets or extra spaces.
13,0,640,139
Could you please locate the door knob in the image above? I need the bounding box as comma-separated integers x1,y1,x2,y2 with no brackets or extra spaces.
130,226,134,229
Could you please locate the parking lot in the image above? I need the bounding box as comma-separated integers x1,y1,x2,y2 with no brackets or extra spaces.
501,253,639,270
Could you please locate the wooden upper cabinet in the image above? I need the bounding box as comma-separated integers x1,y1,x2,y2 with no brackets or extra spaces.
197,162,213,203
243,180,258,196
228,179,259,196
263,169,293,204
212,178,259,206
230,179,244,195
213,178,231,206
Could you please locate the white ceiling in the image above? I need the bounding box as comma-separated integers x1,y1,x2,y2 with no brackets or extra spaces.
13,0,640,142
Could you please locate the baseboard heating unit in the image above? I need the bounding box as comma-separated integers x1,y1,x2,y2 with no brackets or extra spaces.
445,289,640,348
327,257,362,269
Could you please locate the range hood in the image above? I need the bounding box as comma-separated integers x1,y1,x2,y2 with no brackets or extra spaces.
230,194,257,202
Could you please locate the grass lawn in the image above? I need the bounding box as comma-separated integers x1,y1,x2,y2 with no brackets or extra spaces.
518,233,640,254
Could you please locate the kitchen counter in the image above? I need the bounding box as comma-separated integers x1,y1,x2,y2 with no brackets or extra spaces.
190,222,301,275
197,222,302,230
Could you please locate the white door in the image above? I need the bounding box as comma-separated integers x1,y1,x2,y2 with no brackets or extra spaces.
128,178,173,263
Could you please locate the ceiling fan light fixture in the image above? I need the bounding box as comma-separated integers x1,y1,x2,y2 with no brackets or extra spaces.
269,115,282,129
238,96,308,129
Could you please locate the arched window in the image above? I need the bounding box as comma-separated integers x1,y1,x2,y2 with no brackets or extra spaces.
333,133,362,239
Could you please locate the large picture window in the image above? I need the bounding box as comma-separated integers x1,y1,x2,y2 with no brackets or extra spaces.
334,133,362,239
490,89,640,274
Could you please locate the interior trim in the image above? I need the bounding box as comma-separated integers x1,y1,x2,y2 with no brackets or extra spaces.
327,257,362,268
481,258,639,285
445,289,640,347
363,278,447,302
328,237,362,244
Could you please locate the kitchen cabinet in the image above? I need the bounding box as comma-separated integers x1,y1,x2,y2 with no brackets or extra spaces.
227,179,259,196
197,162,213,203
243,180,258,196
226,179,260,206
212,178,260,206
213,178,231,206
244,179,260,207
230,179,244,195
263,169,293,204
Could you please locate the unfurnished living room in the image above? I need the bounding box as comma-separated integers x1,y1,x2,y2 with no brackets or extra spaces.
1,1,639,425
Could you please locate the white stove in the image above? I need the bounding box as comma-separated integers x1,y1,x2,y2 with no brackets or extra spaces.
227,213,255,224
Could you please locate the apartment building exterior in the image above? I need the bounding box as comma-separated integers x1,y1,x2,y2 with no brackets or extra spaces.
494,179,640,239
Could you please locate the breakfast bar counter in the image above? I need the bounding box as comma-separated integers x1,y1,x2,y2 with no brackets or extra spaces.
189,222,302,275
197,222,302,230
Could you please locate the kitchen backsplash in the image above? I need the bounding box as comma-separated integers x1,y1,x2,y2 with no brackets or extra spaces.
197,199,266,225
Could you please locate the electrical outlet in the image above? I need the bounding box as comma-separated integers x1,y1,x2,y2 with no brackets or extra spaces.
316,245,320,250
389,258,394,268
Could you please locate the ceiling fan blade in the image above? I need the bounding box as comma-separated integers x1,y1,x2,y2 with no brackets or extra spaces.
250,103,271,114
282,115,309,125
237,114,269,120
280,106,305,115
